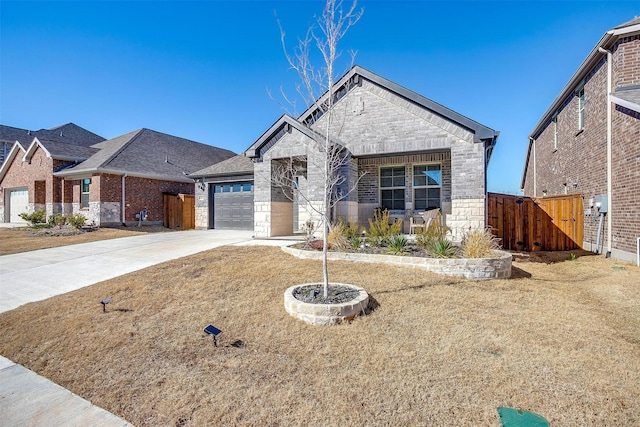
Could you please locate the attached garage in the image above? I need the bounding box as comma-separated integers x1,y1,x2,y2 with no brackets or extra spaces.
189,155,256,231
212,182,254,230
8,188,29,223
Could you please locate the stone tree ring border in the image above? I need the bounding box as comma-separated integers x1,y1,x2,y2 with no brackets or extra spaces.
284,283,369,326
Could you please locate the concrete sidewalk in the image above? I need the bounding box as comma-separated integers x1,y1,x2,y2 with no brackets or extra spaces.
0,356,131,426
0,229,299,426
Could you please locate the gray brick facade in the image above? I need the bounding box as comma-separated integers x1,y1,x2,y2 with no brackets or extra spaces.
246,66,498,238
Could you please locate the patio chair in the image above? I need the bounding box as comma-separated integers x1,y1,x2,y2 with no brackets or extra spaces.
409,212,426,234
421,208,441,231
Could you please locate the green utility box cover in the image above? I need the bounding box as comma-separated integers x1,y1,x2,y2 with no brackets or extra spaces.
498,407,549,427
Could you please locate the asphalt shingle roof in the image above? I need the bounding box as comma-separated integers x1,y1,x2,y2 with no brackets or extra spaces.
189,154,254,178
0,123,105,146
59,128,236,181
36,139,100,160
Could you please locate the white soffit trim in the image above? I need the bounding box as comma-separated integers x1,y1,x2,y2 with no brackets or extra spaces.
610,94,640,114
608,23,640,36
21,137,51,162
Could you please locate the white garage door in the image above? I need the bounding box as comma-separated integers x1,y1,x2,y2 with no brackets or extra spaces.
212,183,253,230
9,189,29,223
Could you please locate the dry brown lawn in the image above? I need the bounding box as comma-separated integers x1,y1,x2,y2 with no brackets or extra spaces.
0,247,638,426
0,226,173,256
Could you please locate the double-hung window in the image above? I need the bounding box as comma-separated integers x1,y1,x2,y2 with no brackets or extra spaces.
577,87,585,130
413,164,441,211
380,166,405,210
81,178,90,209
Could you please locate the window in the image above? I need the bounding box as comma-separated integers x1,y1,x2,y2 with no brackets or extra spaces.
81,178,90,209
380,166,405,210
577,87,585,130
413,164,441,211
553,117,558,150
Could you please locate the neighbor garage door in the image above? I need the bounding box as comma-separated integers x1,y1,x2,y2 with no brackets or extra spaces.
9,189,29,223
212,182,253,230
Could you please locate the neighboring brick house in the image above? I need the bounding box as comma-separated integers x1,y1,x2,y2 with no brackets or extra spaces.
1,127,235,226
0,123,105,222
520,17,640,262
192,66,499,239
0,123,104,168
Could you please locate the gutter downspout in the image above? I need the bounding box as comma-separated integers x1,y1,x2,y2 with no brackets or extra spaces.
122,174,127,225
598,47,612,257
531,137,537,197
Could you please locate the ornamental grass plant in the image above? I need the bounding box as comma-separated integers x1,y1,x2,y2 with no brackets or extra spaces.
462,228,502,258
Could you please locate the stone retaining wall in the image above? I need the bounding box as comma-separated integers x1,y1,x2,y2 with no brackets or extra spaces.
282,246,512,279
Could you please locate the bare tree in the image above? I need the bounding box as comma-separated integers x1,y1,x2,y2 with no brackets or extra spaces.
276,0,363,298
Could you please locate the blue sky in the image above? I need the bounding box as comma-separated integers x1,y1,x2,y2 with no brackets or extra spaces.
1,1,638,194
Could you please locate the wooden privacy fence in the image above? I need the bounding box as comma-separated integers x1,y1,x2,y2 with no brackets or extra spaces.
163,193,195,230
487,192,583,251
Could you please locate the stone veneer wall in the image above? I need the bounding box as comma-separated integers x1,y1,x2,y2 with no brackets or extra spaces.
447,198,485,241
283,246,512,280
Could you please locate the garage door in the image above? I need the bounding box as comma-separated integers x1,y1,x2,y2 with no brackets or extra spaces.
9,189,29,223
212,183,253,230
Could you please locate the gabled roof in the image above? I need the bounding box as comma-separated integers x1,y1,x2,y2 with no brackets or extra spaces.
0,123,105,147
245,65,499,161
0,142,27,182
245,114,331,159
56,128,236,182
22,137,99,163
301,65,499,144
189,154,254,178
521,17,640,190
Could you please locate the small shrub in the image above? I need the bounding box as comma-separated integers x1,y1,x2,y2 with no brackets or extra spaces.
18,210,47,225
67,213,87,229
48,213,67,228
367,208,401,247
462,228,501,258
348,235,363,249
427,237,457,258
344,221,363,240
568,253,577,261
387,234,408,255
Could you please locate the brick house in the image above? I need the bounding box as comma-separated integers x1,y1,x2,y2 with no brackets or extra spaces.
0,123,105,222
520,17,640,262
1,127,235,226
192,66,499,239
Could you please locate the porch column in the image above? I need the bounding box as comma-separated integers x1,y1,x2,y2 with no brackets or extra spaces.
448,139,486,241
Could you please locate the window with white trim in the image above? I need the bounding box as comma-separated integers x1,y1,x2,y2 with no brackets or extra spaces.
81,178,90,209
380,166,405,210
577,87,585,130
413,164,441,211
553,117,558,150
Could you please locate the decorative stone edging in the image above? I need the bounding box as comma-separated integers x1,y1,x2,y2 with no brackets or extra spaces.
282,246,512,279
284,283,369,326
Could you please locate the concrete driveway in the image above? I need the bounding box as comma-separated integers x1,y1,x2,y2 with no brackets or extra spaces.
0,229,299,426
0,229,257,313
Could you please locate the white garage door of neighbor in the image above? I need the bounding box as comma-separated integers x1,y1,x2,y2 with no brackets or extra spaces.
9,189,29,223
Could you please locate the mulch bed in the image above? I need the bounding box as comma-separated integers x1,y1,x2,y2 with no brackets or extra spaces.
292,283,362,304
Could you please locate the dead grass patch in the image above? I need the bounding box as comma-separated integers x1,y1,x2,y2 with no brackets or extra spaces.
0,247,638,426
0,226,172,256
